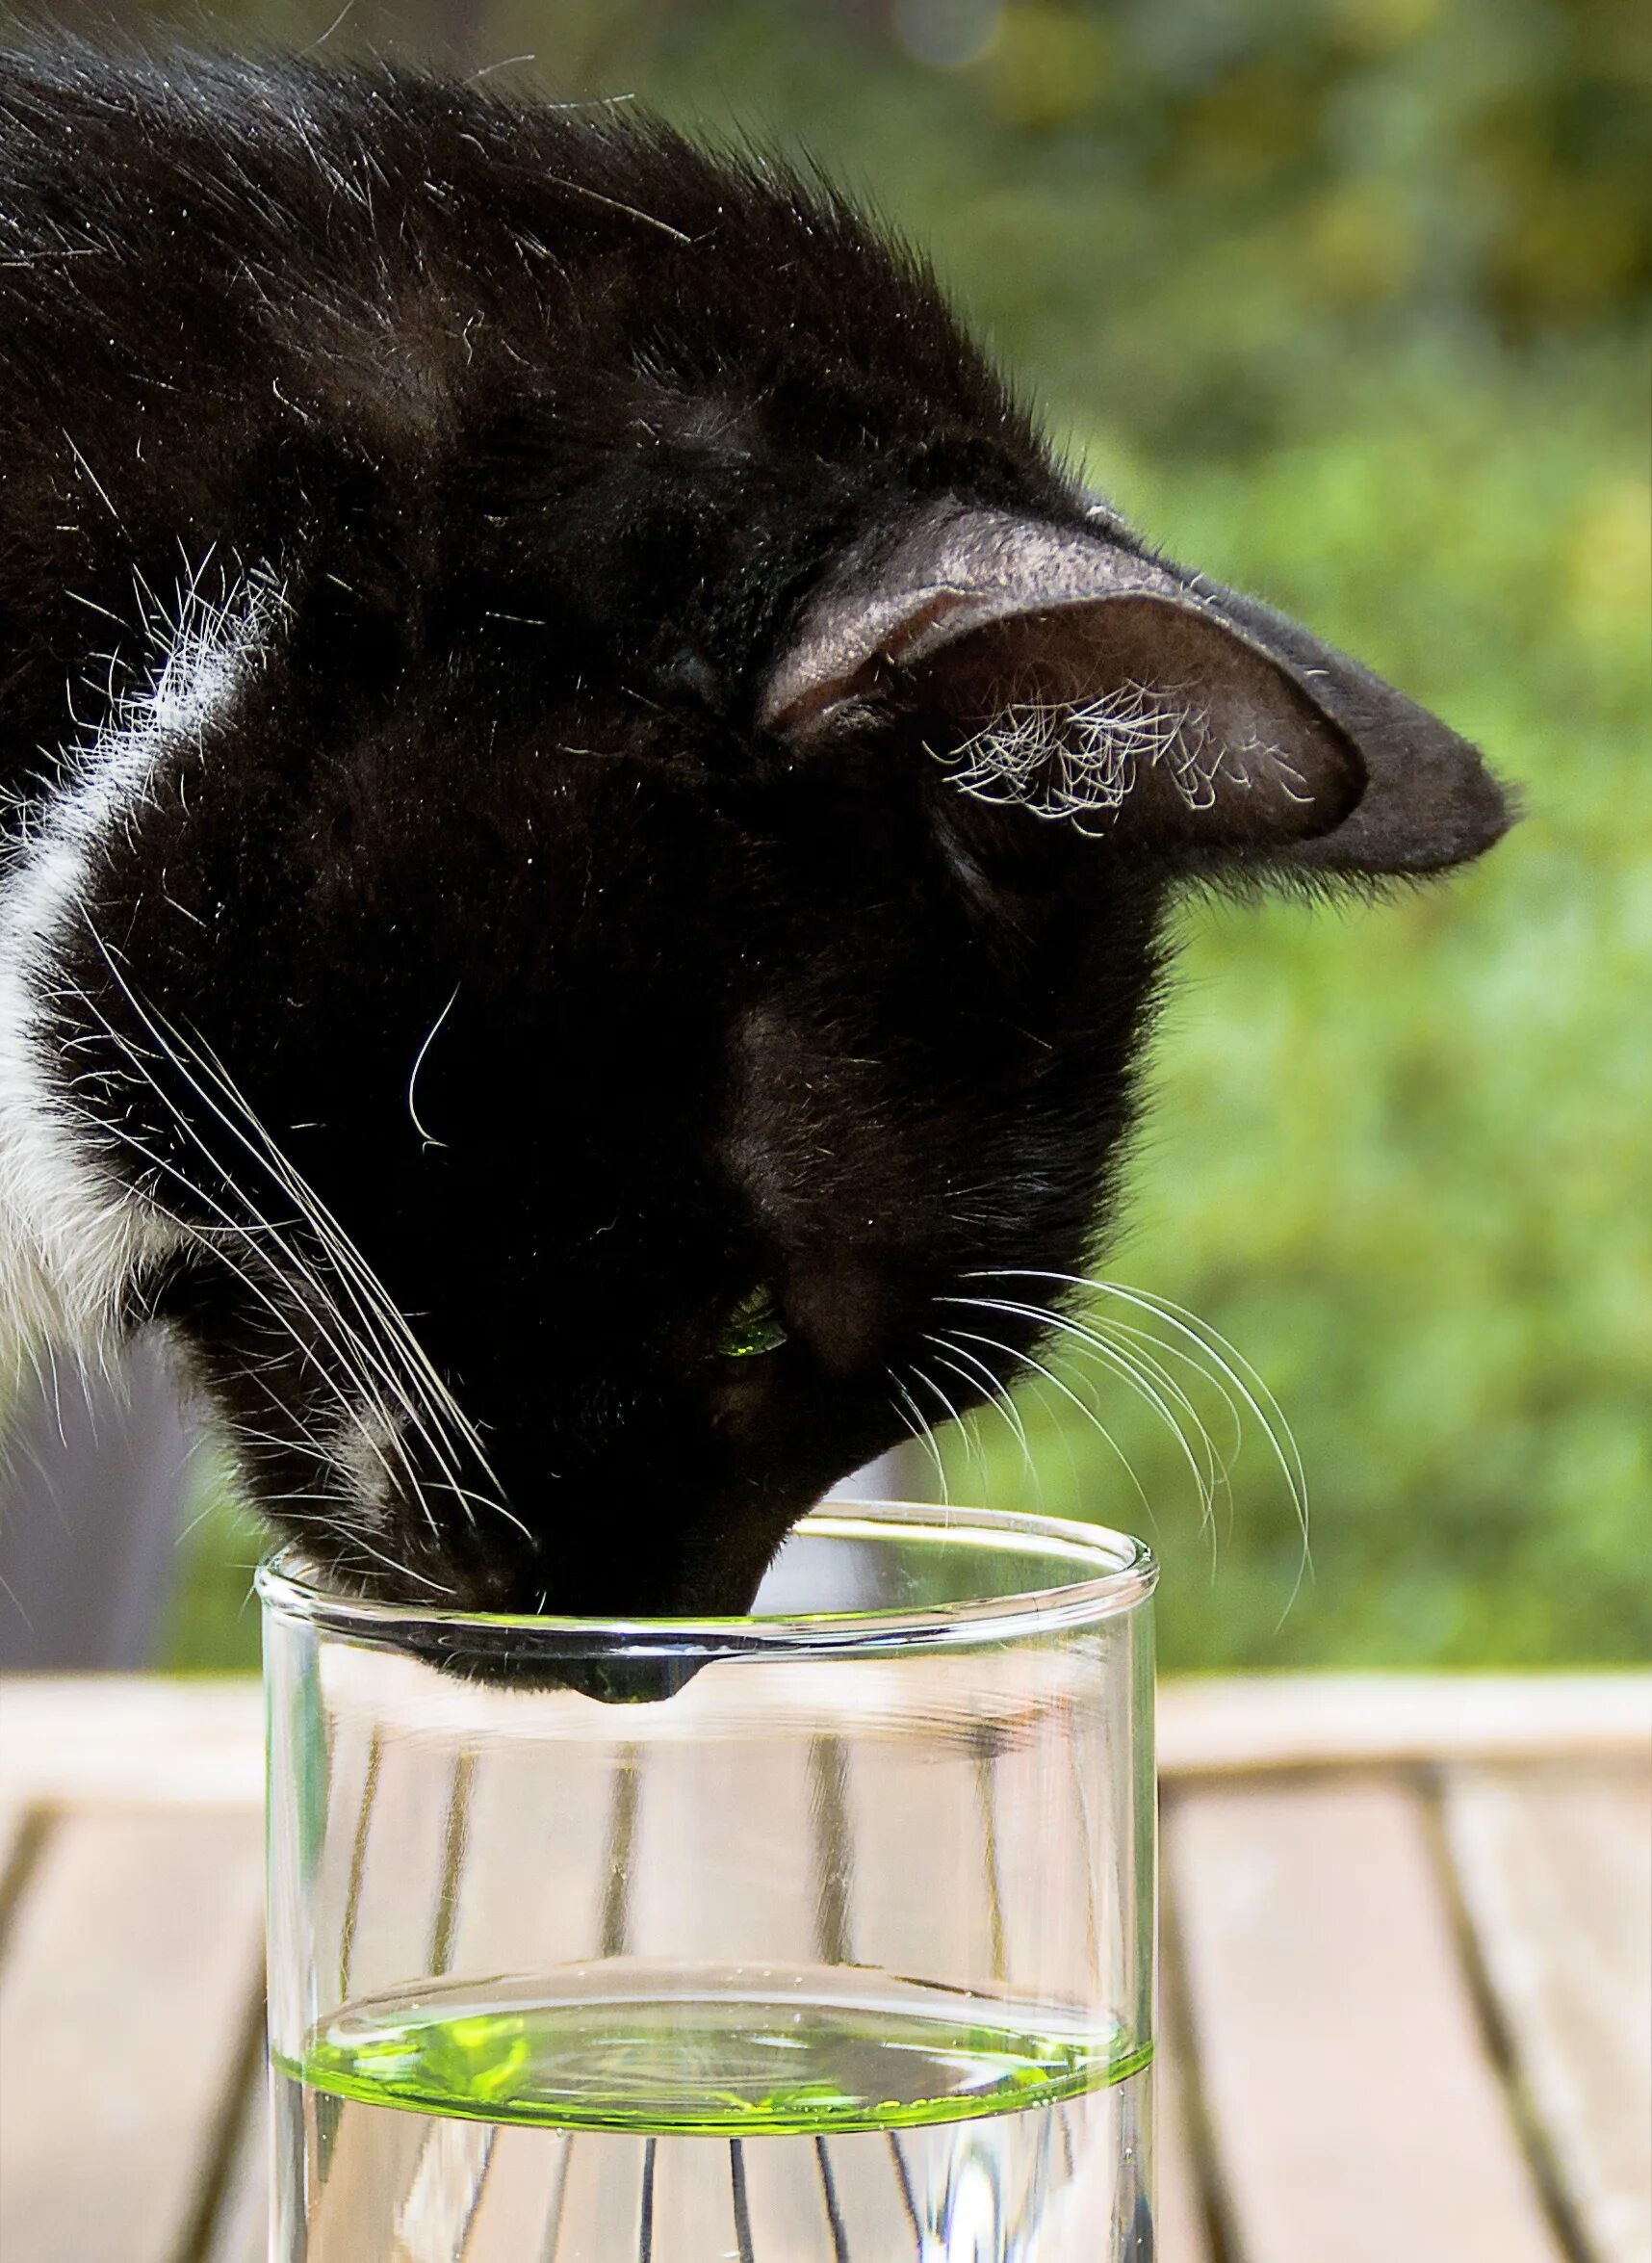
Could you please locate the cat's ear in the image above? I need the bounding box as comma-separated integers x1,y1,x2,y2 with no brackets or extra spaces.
759,507,1510,874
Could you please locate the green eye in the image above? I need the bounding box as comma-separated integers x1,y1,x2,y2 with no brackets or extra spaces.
716,1287,789,1359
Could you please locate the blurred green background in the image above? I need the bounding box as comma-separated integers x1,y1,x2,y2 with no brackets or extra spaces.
123,0,1644,1673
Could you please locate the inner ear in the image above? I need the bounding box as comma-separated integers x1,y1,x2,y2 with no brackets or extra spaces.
761,504,1508,874
904,595,1364,853
757,507,1364,856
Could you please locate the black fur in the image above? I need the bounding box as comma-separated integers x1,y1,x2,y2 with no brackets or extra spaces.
0,46,1510,1616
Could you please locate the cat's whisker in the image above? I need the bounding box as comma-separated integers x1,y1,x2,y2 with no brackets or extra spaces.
949,1294,1218,1533
885,1367,949,1506
82,948,460,1495
883,1384,934,1472
324,1526,458,1597
995,1269,1304,1491
965,1266,1310,1561
94,1105,396,1445
946,1325,1155,1530
1084,1321,1230,1520
164,1014,485,1503
1095,1316,1245,1484
921,1330,1040,1500
75,988,452,1546
1080,1317,1237,1563
1045,1309,1226,1524
79,947,525,1552
907,1358,986,1484
232,1426,345,1471
177,1014,529,1541
87,1054,419,1465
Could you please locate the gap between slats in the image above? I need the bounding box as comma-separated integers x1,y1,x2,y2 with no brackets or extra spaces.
191,1999,271,2263
0,1795,49,1964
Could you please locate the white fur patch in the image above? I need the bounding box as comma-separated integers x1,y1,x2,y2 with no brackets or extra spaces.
0,565,282,1382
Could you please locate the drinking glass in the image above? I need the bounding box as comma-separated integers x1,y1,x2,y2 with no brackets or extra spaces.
261,1502,1157,2261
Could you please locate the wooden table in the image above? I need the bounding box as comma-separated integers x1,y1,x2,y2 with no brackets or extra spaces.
1,1673,1646,2261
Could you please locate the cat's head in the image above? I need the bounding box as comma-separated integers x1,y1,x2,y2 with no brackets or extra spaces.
43,83,1510,1620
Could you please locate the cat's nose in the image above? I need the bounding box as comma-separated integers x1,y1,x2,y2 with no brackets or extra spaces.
552,1652,705,1704
394,1625,707,1703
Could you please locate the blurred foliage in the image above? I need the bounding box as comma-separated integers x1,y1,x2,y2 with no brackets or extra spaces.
155,0,1647,1670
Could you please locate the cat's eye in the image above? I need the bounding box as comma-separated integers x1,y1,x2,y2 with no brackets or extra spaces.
715,1287,789,1359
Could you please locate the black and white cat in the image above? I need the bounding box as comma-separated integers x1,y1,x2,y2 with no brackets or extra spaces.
0,46,1509,1618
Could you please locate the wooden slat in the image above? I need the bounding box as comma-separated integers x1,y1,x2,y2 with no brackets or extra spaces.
564,1723,958,2255
1167,1776,1564,2263
994,1700,1113,2004
1160,1673,1652,1775
0,1807,264,2263
298,1725,622,2255
1442,1761,1652,2263
551,2131,645,2260
201,2063,270,2263
333,1730,461,2002
304,2117,576,2260
0,1791,36,1916
809,2131,927,2257
736,2129,861,2258
1154,2039,1210,2263
628,1731,822,1964
840,1727,1006,1994
0,1675,263,1806
460,2125,572,2252
635,2132,745,2260
436,1750,630,2257
297,2079,442,2262
445,1740,616,1975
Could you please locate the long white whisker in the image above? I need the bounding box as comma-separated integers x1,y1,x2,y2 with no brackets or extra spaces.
1081,1316,1237,1562
886,1367,949,1505
80,946,526,1543
178,1013,525,1533
949,1295,1217,1531
1087,1323,1228,1522
947,1326,1154,1529
968,1267,1309,1559
1050,1311,1223,1521
160,1020,481,1511
884,1387,934,1473
907,1359,985,1482
76,996,449,1541
1096,1315,1246,1480
97,1112,397,1441
86,948,456,1465
327,1528,457,1595
922,1332,1039,1501
187,1018,493,1452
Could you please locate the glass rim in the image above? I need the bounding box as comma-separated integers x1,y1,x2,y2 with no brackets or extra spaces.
255,1500,1155,1660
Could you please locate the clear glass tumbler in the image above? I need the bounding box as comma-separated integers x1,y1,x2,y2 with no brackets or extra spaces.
261,1502,1157,2262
